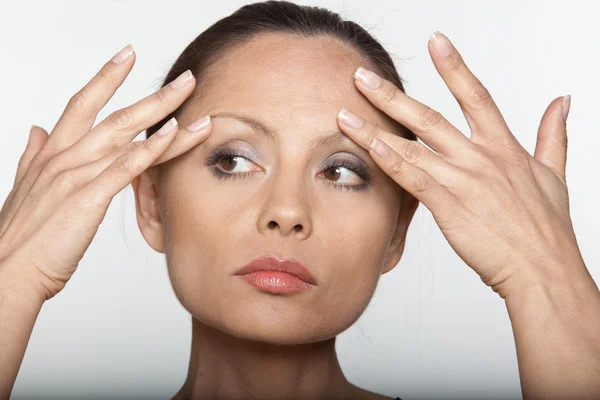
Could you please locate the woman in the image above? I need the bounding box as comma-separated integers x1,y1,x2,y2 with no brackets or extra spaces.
1,1,598,399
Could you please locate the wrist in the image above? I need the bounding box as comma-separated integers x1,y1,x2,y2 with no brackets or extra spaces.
0,261,47,307
505,258,600,320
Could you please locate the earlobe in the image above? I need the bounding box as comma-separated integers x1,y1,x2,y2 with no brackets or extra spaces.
132,170,166,253
381,193,419,275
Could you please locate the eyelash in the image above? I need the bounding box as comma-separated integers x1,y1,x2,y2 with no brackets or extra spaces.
205,148,372,192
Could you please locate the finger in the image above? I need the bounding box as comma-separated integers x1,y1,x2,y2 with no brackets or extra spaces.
337,108,466,187
72,116,212,181
0,125,51,239
54,69,196,171
534,95,569,184
43,44,136,156
14,125,49,185
336,110,459,214
82,117,180,207
2,125,49,222
427,31,513,146
353,66,474,162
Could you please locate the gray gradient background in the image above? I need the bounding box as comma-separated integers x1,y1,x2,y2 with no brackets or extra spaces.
1,0,598,399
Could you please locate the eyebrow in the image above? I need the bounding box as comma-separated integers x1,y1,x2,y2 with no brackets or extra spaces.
210,111,353,149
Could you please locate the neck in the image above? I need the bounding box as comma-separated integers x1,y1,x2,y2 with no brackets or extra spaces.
172,316,355,400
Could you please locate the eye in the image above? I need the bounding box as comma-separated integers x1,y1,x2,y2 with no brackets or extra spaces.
217,155,253,173
323,166,361,185
320,158,372,192
205,148,261,179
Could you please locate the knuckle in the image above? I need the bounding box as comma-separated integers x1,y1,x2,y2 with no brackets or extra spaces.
154,87,169,104
503,144,529,170
53,171,78,193
67,91,92,118
445,54,462,71
553,133,568,151
403,140,425,164
123,141,140,154
415,107,443,131
104,133,124,153
389,157,407,178
42,157,65,178
412,170,431,193
108,108,133,130
467,81,493,108
114,152,142,175
97,65,114,82
380,85,399,105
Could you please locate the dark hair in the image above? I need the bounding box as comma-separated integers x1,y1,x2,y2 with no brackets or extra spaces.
145,0,416,142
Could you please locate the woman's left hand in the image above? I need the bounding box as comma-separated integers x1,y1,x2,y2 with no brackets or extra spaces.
336,31,588,300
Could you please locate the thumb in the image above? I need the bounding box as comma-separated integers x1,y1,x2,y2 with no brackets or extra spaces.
14,125,49,185
533,95,570,184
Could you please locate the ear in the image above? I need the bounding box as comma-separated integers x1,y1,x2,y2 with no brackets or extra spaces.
381,192,419,275
131,168,165,253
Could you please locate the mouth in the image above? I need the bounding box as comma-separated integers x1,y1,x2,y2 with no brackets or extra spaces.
234,256,317,294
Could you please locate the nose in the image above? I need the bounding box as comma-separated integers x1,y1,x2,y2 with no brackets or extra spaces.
257,173,313,239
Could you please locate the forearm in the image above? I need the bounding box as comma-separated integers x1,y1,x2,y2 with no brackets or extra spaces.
0,271,45,399
506,261,600,399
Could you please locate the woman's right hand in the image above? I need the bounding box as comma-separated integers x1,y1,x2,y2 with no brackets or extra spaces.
0,44,212,301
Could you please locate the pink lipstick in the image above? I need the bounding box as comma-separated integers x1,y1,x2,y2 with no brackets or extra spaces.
234,256,317,294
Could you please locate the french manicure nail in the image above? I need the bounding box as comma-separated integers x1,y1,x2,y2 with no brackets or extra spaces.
169,70,194,90
431,31,452,57
562,95,571,121
156,117,178,136
355,67,381,90
111,44,134,64
338,108,363,129
187,115,211,133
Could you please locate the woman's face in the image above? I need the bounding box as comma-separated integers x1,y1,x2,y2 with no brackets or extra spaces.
135,33,417,345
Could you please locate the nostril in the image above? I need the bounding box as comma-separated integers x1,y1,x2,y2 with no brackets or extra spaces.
294,225,302,232
268,221,277,229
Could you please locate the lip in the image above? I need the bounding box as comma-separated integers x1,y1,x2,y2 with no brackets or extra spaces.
234,256,317,294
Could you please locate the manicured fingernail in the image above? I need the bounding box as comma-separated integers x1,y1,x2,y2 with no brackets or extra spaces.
111,44,134,64
169,70,194,90
431,31,452,57
355,67,381,90
562,95,571,122
337,108,363,129
187,115,211,133
370,138,389,158
156,117,178,136
27,125,35,145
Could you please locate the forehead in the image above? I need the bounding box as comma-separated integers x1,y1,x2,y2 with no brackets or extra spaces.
184,32,400,139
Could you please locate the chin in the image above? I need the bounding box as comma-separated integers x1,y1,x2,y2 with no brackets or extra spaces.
193,297,356,346
213,315,341,346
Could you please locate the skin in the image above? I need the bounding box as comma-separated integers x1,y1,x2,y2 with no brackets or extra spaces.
133,33,418,400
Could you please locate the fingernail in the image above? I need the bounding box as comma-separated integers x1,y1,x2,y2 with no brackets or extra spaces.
370,138,389,158
187,115,211,133
111,44,134,64
562,95,571,122
156,117,178,136
169,70,194,90
337,108,363,129
27,125,35,145
355,67,381,90
431,31,452,57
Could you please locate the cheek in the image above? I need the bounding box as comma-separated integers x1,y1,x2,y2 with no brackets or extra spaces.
160,177,238,310
321,201,396,313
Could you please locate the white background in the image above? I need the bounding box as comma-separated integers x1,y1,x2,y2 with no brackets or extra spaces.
1,1,599,399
